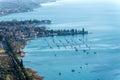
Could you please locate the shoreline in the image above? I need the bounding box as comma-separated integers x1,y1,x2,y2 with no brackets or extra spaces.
0,0,56,17
21,25,88,80
0,19,88,79
0,1,88,78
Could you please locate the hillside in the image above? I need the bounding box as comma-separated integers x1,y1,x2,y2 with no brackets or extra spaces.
0,0,56,16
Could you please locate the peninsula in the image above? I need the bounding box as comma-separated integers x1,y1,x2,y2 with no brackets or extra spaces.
0,19,88,80
0,0,56,16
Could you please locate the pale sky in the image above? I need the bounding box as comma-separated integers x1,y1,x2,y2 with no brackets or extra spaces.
0,0,119,3
58,0,120,4
0,0,120,5
41,0,120,6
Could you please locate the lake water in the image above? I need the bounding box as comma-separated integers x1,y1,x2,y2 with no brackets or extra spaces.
1,0,120,80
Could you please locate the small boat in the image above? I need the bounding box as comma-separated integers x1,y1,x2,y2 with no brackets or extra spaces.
83,50,86,53
56,44,60,49
94,52,97,54
50,46,52,49
80,66,82,69
71,69,75,72
74,47,78,52
65,39,69,43
59,72,61,75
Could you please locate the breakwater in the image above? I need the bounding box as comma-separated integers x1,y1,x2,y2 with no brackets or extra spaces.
35,27,88,37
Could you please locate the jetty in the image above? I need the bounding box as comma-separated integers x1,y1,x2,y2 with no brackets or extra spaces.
35,27,88,37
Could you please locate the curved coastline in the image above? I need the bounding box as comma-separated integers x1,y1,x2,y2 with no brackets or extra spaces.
0,19,87,79
0,0,56,17
1,1,119,80
0,1,57,79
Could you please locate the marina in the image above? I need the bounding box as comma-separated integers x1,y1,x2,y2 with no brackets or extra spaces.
42,35,90,52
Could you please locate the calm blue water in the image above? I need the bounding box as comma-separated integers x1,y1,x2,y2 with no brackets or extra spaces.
1,0,120,80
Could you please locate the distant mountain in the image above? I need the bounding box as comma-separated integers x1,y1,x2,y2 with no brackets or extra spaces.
0,0,56,9
0,0,56,16
0,1,39,10
0,0,56,3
